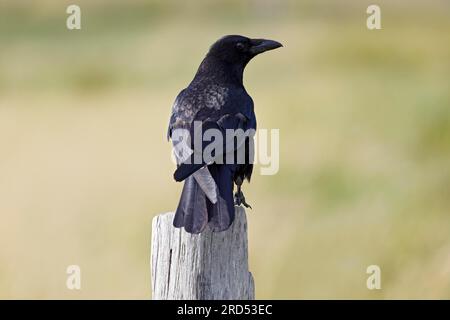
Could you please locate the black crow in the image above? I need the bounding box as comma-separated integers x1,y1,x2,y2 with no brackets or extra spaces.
167,35,282,233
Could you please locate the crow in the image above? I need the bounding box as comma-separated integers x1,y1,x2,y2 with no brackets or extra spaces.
167,35,282,233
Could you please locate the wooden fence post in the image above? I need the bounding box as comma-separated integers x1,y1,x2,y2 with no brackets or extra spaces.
151,206,255,300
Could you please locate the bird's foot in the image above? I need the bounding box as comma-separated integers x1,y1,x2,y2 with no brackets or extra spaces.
234,190,252,209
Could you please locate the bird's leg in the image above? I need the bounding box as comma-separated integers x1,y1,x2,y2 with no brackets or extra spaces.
234,177,252,209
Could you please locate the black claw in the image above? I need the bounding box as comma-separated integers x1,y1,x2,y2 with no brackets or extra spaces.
242,201,252,209
234,190,252,209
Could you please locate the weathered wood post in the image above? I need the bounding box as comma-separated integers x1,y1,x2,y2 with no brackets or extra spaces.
151,206,255,299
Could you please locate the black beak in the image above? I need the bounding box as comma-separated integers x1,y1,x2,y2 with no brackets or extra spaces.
249,39,283,55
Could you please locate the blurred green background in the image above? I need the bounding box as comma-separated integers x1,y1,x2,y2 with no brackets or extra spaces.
0,0,449,299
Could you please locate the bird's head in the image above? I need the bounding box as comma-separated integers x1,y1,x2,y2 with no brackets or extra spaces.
207,35,283,66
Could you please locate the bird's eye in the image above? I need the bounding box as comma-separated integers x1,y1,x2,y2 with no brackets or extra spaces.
236,42,245,51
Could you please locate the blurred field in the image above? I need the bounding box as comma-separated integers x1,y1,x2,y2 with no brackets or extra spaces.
0,0,449,299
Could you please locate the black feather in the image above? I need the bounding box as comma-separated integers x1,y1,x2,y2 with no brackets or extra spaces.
167,35,281,233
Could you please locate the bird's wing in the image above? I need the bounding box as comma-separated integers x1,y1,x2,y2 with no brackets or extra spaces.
167,89,219,203
192,167,217,203
173,106,256,182
168,86,256,179
167,89,189,141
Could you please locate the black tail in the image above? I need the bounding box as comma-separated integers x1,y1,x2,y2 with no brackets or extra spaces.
173,165,235,233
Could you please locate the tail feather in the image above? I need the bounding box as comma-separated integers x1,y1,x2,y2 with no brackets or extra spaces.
173,176,208,233
173,165,235,233
206,165,235,232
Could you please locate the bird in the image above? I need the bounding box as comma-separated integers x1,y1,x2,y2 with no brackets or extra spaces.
167,35,282,234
